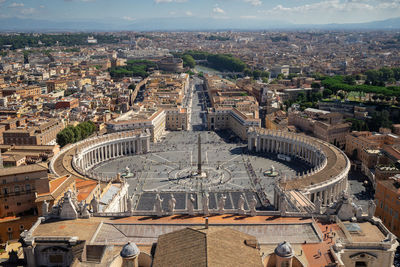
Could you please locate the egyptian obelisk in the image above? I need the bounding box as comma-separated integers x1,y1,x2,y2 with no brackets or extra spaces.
197,134,202,175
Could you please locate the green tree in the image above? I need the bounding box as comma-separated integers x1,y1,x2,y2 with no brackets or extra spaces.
323,89,333,98
297,92,306,102
344,75,356,85
182,55,196,68
311,82,321,89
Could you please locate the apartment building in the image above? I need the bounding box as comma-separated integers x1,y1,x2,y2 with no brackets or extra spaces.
375,174,400,238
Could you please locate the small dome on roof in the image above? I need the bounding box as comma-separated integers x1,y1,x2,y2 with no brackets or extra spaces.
274,241,294,258
120,242,140,258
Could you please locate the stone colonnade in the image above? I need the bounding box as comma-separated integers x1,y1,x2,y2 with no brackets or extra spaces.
248,129,326,170
72,131,151,175
248,128,350,207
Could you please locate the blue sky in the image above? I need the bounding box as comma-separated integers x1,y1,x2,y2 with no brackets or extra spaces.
1,0,400,24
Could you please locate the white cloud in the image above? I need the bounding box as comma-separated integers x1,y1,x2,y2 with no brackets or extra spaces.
258,0,400,24
20,8,36,14
0,0,6,4
213,7,225,14
39,5,45,8
154,0,187,3
244,0,262,6
8,2,24,8
122,16,135,21
185,10,193,16
266,0,375,14
240,15,257,19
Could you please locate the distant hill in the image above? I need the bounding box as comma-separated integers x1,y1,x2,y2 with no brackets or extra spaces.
0,16,399,32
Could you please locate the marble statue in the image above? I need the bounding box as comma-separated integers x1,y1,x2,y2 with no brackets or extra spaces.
368,200,376,218
315,196,322,214
237,194,245,215
356,206,363,219
280,194,287,216
188,194,195,216
90,196,99,213
168,194,176,214
249,195,257,216
78,201,84,214
81,203,90,218
154,193,163,217
42,200,49,216
127,195,134,213
202,192,209,215
218,194,227,214
59,190,78,220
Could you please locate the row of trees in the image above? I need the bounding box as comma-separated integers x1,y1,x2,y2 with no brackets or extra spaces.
56,121,96,148
364,67,400,86
109,60,156,78
176,50,269,80
0,34,128,49
206,54,247,72
346,110,393,132
321,75,400,97
176,50,246,72
205,35,230,41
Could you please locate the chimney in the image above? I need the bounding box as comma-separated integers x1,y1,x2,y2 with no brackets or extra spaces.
205,217,209,229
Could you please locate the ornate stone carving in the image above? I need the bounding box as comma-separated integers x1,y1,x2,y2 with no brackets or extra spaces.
168,194,176,214
368,200,376,219
91,196,99,213
202,192,209,215
154,193,163,217
315,196,322,214
249,195,257,216
187,194,195,216
218,194,226,214
42,200,49,216
237,194,245,215
127,195,134,213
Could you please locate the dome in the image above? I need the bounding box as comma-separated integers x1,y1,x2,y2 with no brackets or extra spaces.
274,241,294,258
120,242,140,258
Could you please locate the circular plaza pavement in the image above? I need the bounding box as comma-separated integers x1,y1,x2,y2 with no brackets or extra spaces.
93,130,311,211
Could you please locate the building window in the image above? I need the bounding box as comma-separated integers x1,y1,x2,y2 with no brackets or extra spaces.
17,202,21,206
26,184,31,192
5,205,9,209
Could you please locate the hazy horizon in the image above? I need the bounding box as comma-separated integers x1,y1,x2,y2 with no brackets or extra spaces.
1,0,400,27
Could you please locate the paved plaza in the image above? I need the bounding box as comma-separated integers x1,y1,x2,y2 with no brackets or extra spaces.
93,130,311,211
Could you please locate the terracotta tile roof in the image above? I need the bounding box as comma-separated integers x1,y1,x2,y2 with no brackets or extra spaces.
0,163,48,177
49,175,68,193
75,178,98,201
153,226,263,267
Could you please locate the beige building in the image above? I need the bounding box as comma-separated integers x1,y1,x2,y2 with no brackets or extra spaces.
3,119,64,145
0,163,49,218
207,107,261,140
289,109,351,148
18,214,399,267
106,108,166,142
165,108,188,131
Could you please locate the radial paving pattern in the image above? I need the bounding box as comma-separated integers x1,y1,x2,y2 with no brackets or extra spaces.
93,130,310,211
